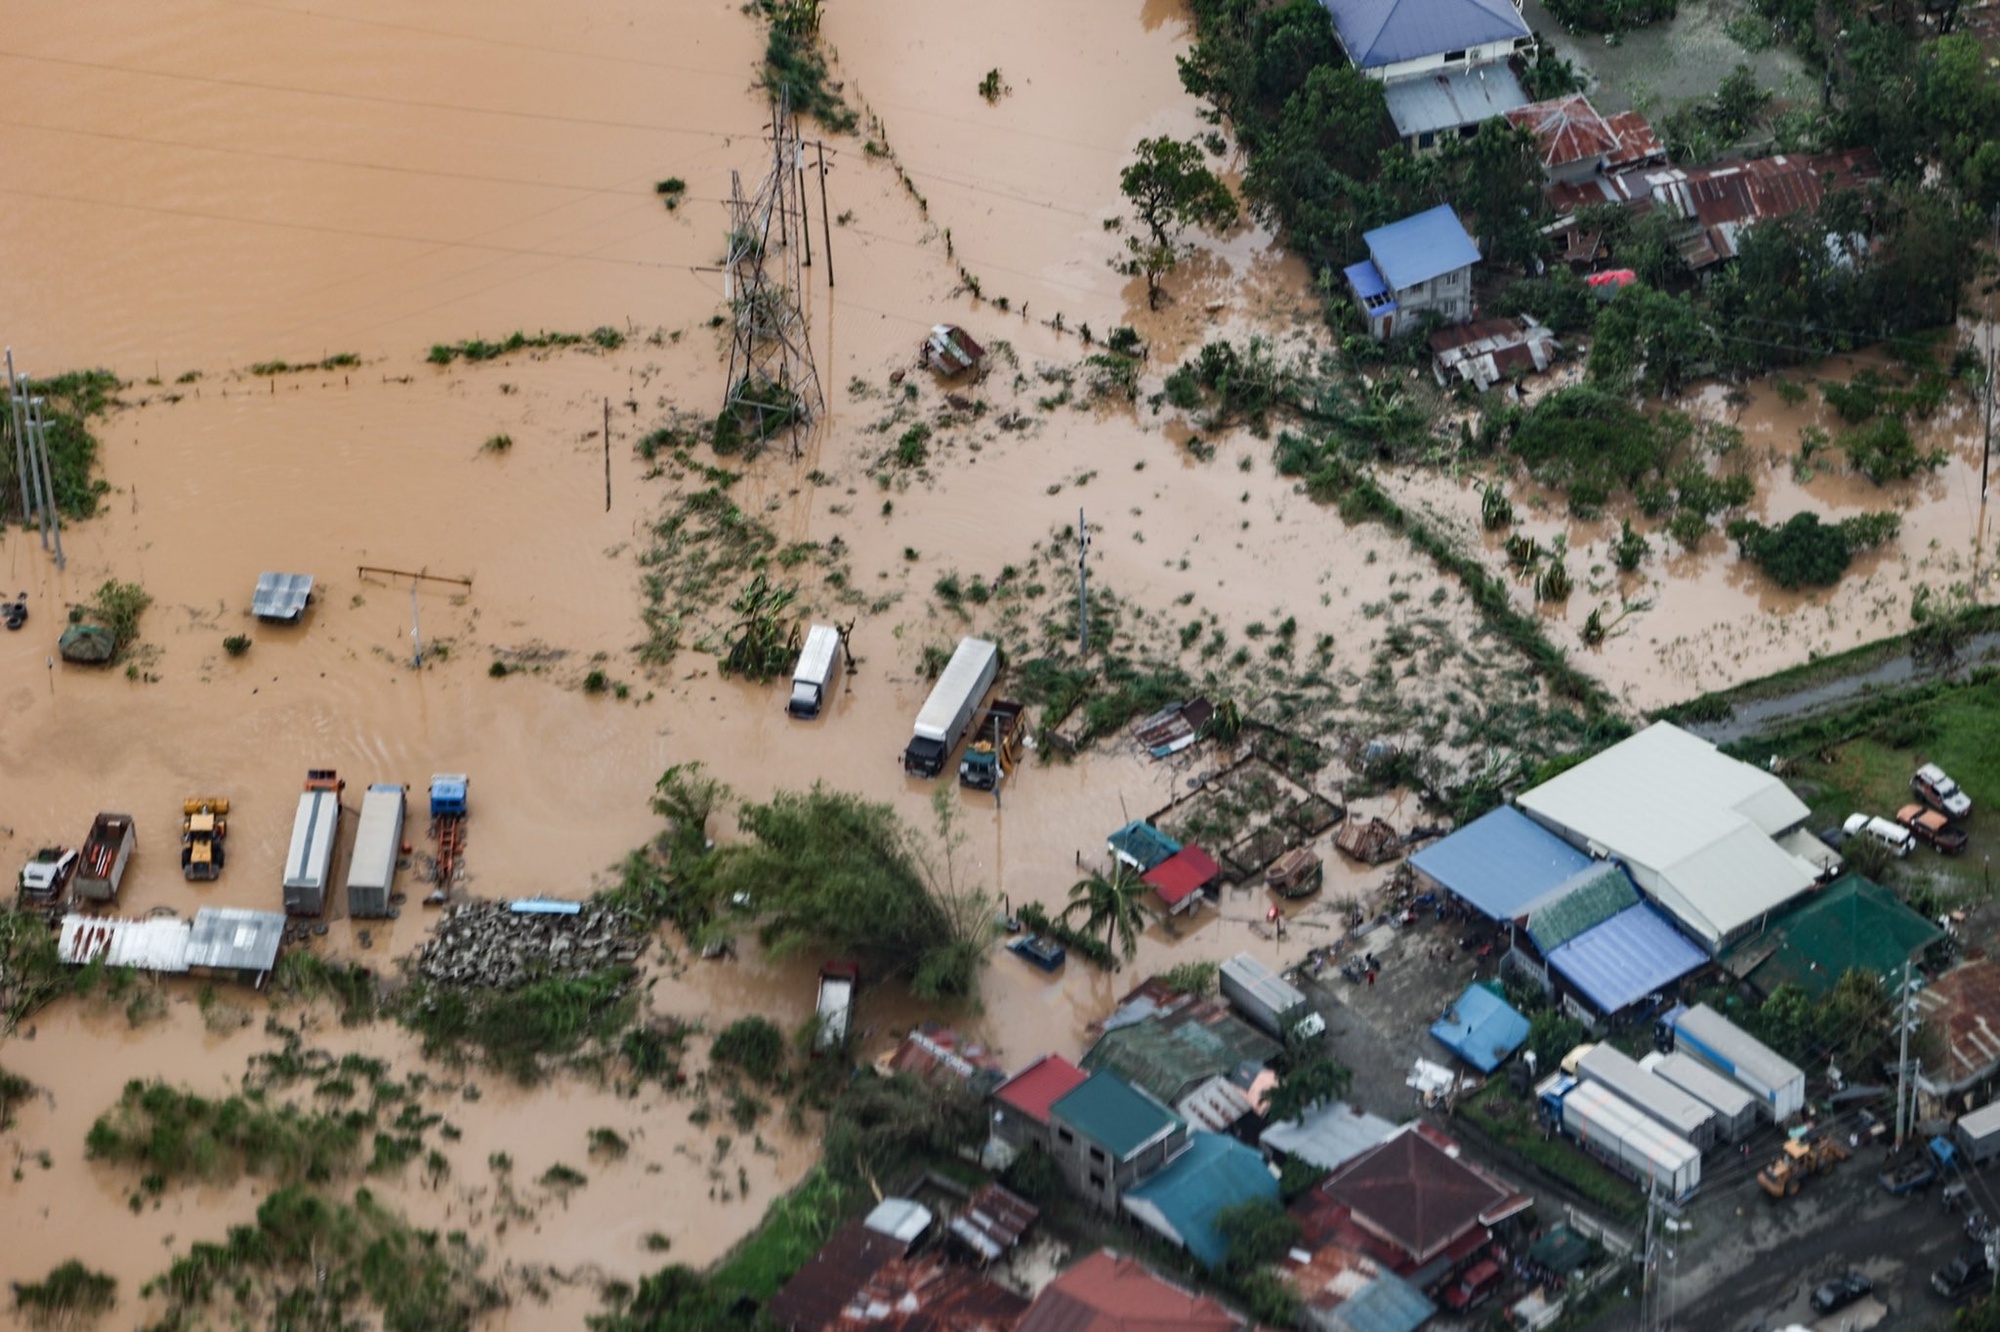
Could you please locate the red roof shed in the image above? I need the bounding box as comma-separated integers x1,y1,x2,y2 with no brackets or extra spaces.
992,1054,1088,1127
1143,846,1221,911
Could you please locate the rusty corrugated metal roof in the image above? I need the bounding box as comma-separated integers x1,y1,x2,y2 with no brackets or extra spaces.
838,1251,1029,1330
1503,94,1619,171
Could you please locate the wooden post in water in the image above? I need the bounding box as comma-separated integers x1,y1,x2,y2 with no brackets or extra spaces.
816,141,834,288
604,398,612,513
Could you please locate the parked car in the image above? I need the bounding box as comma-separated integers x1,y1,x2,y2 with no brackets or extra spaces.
1844,812,1914,858
1913,764,1973,821
1811,1271,1874,1314
1934,1249,1990,1300
1898,803,1971,855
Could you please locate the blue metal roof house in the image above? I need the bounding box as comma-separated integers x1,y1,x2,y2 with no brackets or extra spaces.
1320,0,1533,147
1430,981,1530,1072
1343,205,1481,341
1121,1132,1280,1270
1409,806,1593,922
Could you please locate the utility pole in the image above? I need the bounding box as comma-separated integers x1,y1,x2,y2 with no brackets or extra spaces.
410,580,423,668
1894,960,1921,1149
31,397,62,570
603,398,613,513
815,140,834,289
5,348,30,522
1077,507,1091,656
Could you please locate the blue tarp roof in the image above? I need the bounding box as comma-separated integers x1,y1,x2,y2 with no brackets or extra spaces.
1321,0,1531,70
1430,981,1530,1073
1122,1133,1278,1270
1108,821,1182,871
1363,204,1482,292
1329,1269,1436,1332
1547,902,1706,1014
1409,807,1593,921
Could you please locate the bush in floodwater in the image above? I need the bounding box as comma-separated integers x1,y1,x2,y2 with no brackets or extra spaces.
395,968,640,1086
13,1259,116,1325
588,1128,630,1159
482,434,512,453
710,1016,787,1086
223,634,251,657
540,1162,588,1191
488,660,508,678
583,670,609,694
85,1079,365,1184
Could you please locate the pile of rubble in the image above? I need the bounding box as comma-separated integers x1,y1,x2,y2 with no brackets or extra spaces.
413,899,646,989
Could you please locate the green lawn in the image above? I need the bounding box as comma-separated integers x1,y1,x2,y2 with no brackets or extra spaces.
1459,1083,1642,1220
1786,674,2000,904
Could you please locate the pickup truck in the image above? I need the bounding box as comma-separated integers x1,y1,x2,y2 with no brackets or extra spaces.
1898,803,1970,855
1880,1153,1938,1196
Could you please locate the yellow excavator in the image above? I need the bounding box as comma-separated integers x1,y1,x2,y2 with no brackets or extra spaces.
182,797,229,881
1759,1135,1849,1198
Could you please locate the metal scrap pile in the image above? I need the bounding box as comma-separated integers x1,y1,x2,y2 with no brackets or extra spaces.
413,899,645,989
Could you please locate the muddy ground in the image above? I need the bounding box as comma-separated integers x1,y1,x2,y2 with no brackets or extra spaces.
0,0,1992,1324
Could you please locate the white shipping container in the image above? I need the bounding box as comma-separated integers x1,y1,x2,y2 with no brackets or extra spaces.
284,785,342,915
1673,1004,1806,1122
1577,1045,1717,1152
1545,1075,1701,1200
346,784,406,918
1642,1052,1758,1143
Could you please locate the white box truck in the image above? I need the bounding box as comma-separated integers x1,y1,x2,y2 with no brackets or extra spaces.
1956,1101,2000,1166
1220,952,1326,1043
1669,1003,1806,1122
346,784,406,919
1539,1073,1701,1200
903,638,998,777
1576,1045,1717,1152
284,770,344,915
788,624,842,719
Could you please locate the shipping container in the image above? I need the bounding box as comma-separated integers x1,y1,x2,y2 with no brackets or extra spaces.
788,624,842,718
1220,952,1325,1043
73,813,136,903
284,770,343,915
1955,1100,2000,1166
1642,1052,1758,1144
903,638,998,777
1576,1045,1718,1152
346,784,406,919
1671,1003,1806,1122
1539,1073,1700,1200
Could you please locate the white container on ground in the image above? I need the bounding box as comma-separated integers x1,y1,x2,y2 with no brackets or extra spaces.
346,784,406,919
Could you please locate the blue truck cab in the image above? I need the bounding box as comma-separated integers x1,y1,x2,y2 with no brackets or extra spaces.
430,773,468,819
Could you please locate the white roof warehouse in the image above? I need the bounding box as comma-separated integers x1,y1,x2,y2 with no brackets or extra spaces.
1516,723,1822,952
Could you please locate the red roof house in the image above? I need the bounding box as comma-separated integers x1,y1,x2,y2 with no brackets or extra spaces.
1306,1125,1530,1287
991,1054,1089,1151
1018,1249,1251,1332
1143,845,1222,915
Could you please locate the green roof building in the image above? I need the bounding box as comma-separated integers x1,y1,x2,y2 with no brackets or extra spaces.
1049,1072,1189,1212
1723,874,1944,1001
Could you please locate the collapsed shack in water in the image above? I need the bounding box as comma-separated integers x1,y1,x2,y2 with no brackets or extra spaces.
58,906,287,987
413,897,646,990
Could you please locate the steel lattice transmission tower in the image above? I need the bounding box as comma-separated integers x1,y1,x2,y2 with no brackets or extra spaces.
722,93,822,456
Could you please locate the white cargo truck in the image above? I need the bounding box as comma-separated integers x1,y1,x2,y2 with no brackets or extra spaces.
1576,1044,1718,1152
284,770,344,915
1669,1003,1806,1122
903,638,998,777
346,784,406,919
1220,952,1326,1043
788,624,842,719
1539,1073,1701,1200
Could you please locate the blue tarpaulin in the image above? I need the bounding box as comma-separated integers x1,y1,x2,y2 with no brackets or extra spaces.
1108,821,1181,872
1430,981,1530,1073
1546,903,1705,1014
1409,807,1593,922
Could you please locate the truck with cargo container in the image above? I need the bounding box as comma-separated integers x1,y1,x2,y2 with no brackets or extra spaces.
1219,952,1326,1043
284,770,344,915
1573,1044,1718,1152
1538,1072,1701,1201
73,813,136,903
903,638,998,778
1956,1101,2000,1166
788,624,842,719
1666,1003,1806,1122
346,784,406,919
959,699,1024,791
1641,1052,1757,1143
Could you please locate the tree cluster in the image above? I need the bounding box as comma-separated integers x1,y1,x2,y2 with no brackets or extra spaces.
1724,510,1900,589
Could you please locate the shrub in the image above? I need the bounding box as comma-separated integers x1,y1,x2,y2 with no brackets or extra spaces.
710,1017,787,1085
488,660,508,678
1725,511,1898,588
222,634,251,657
583,670,609,694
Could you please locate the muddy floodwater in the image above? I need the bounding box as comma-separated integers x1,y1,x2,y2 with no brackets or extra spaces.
4,0,1996,1320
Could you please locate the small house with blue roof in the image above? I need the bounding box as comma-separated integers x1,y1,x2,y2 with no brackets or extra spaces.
1344,205,1480,340
1321,0,1533,148
1122,1132,1280,1270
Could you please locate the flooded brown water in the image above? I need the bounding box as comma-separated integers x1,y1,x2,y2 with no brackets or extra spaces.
4,0,1987,1317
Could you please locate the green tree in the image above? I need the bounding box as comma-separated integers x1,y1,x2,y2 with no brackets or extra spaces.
1527,1009,1588,1072
651,762,728,864
1061,864,1150,962
1748,984,1818,1063
1816,969,1892,1072
1442,120,1546,270
1217,1198,1302,1275
1264,1054,1353,1124
1588,284,1717,397
1116,137,1239,308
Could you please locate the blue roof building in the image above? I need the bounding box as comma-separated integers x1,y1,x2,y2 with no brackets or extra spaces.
1121,1132,1279,1270
1410,806,1594,921
1321,0,1533,148
1430,981,1530,1073
1344,205,1481,341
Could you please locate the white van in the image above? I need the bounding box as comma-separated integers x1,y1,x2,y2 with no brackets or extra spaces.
1843,812,1913,858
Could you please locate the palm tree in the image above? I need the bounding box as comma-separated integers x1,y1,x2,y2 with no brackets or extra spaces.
1062,864,1149,964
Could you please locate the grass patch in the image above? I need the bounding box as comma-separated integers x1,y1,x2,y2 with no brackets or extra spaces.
85,1079,366,1184
272,951,382,1024
395,967,640,1085
145,1185,501,1332
426,327,624,366
760,21,858,134
1459,1082,1641,1220
13,1260,116,1327
6,368,118,519
248,353,361,375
